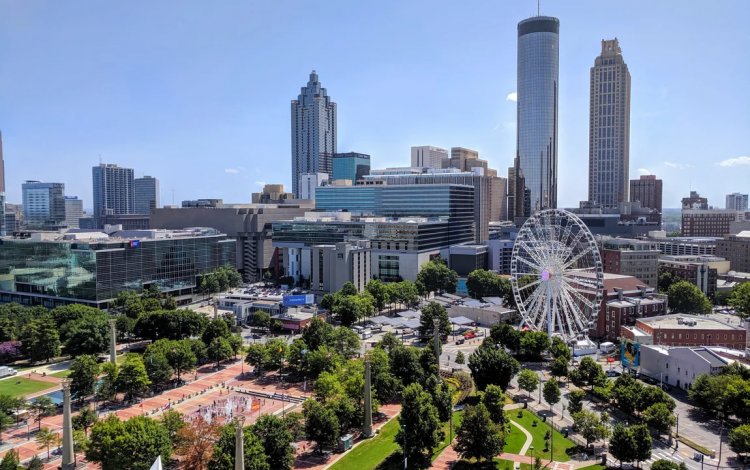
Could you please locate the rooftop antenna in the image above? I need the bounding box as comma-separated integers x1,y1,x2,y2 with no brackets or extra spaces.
171,188,175,205
537,0,540,16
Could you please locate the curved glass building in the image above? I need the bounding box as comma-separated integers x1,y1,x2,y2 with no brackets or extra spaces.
516,16,560,214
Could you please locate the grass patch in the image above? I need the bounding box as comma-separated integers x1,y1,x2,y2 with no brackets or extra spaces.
329,417,400,470
504,409,575,462
577,465,607,470
50,370,71,378
0,377,56,398
676,436,715,458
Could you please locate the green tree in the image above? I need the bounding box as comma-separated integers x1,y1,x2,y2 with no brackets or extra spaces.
455,350,465,365
657,271,678,293
517,369,540,398
202,318,231,345
333,294,374,327
0,413,12,444
72,405,98,434
651,460,680,470
608,423,636,466
572,410,609,447
578,356,606,391
303,399,340,453
328,327,361,358
35,427,58,459
481,384,507,425
305,346,343,379
549,336,572,360
455,403,505,462
729,424,750,460
567,389,585,415
208,337,233,369
416,259,458,294
301,317,335,351
160,409,187,446
143,346,174,389
133,309,208,341
667,280,712,314
389,280,420,309
340,281,359,296
631,424,652,466
96,362,119,404
264,338,288,371
611,373,644,416
69,354,100,403
643,403,676,436
116,354,151,401
520,331,551,359
543,380,561,411
389,346,424,387
29,396,55,430
26,456,43,470
468,344,520,391
550,356,568,379
111,291,145,318
396,383,441,469
365,279,391,313
0,448,18,470
466,269,510,300
87,414,172,470
166,339,197,382
418,301,451,340
207,422,269,470
61,311,110,357
21,316,60,363
249,310,271,329
252,414,295,470
245,343,270,375
489,323,521,353
729,282,750,320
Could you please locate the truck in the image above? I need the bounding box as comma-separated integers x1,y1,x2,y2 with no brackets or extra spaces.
0,366,18,378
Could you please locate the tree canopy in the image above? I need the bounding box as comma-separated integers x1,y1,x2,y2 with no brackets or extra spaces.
415,259,458,295
667,280,712,314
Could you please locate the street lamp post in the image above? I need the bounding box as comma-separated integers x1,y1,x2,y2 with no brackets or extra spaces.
718,411,724,467
402,424,407,470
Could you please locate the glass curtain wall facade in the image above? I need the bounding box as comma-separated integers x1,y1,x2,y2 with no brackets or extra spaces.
291,71,337,196
332,152,370,182
517,16,560,214
0,233,235,307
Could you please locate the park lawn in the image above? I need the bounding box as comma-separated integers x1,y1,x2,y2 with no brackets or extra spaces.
577,465,606,470
50,370,71,378
503,421,528,454
0,377,56,398
328,417,400,470
504,409,575,462
495,459,532,470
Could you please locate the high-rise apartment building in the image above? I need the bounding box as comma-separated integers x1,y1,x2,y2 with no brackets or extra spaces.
64,196,84,228
134,176,160,214
516,15,560,214
630,175,663,213
92,164,135,218
726,193,749,211
332,152,370,183
588,38,631,209
411,146,448,169
291,70,336,196
21,180,66,228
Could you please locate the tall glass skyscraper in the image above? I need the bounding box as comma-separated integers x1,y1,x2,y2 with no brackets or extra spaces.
588,38,631,209
516,16,560,214
92,163,135,219
291,70,337,196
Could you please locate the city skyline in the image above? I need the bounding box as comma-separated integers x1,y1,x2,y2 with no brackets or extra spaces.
0,1,748,209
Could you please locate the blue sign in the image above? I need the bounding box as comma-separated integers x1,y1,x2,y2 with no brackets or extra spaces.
130,240,140,248
621,341,640,368
283,294,314,307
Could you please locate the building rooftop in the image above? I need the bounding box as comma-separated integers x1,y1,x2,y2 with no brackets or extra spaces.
638,314,744,331
4,227,225,243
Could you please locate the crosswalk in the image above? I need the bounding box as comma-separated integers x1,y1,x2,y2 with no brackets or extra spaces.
644,449,701,470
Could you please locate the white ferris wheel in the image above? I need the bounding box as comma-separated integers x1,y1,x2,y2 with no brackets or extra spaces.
510,209,604,341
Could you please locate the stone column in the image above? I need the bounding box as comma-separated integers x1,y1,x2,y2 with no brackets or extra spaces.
61,379,75,470
363,358,373,438
234,416,245,470
109,319,117,364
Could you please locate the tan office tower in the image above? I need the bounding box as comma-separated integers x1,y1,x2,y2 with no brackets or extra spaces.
630,175,663,213
588,38,631,209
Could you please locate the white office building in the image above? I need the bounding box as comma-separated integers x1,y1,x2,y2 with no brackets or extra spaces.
410,146,448,169
298,172,329,200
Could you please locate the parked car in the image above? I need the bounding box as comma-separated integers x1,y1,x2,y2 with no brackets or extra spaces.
463,330,476,339
605,370,621,377
455,338,465,345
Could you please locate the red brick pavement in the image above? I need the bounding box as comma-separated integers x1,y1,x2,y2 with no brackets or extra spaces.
0,359,312,469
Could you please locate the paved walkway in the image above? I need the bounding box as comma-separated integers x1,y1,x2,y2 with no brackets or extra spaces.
509,420,533,455
0,358,313,469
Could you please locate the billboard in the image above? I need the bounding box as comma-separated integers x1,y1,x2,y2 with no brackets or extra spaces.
621,340,640,368
129,240,140,248
282,294,314,307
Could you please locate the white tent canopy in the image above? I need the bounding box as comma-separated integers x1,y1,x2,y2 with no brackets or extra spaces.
449,316,474,326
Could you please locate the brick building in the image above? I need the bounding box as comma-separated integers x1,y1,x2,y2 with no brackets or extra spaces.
589,273,668,341
681,209,748,237
600,238,660,287
658,255,730,299
716,231,750,273
621,314,746,349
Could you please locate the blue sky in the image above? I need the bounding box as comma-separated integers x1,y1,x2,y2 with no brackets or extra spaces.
1,0,748,210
